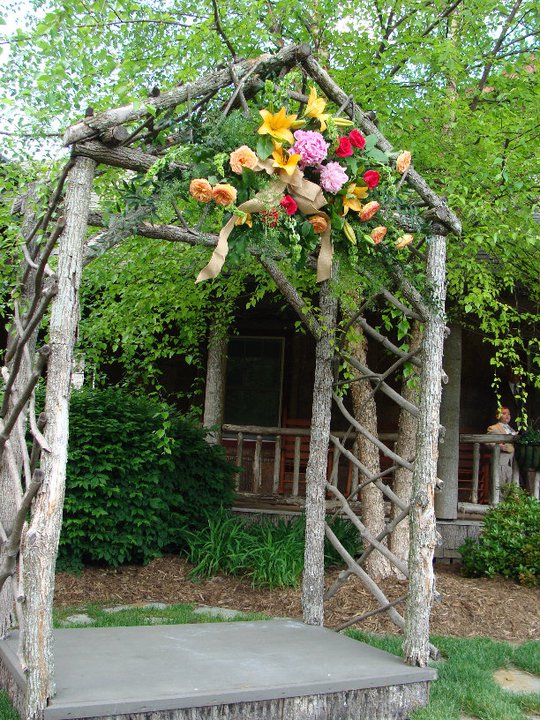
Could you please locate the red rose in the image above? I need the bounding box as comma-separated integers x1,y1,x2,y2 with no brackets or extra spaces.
363,170,380,189
280,194,298,215
336,136,353,158
349,129,366,149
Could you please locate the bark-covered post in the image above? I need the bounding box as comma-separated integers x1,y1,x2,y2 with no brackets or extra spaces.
20,157,96,720
202,326,228,445
436,322,462,519
390,321,422,574
302,280,337,626
349,328,391,581
0,188,39,637
404,232,447,667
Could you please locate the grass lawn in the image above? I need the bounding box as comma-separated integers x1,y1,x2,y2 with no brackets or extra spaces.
1,605,539,720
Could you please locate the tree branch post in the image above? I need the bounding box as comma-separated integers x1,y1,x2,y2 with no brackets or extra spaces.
403,233,447,666
302,279,338,626
20,156,96,720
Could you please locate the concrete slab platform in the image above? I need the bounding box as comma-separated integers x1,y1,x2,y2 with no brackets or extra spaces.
0,620,436,720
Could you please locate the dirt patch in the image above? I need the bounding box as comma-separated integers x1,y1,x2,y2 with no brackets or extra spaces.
54,556,540,643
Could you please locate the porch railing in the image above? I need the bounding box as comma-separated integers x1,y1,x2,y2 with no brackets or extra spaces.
221,425,539,511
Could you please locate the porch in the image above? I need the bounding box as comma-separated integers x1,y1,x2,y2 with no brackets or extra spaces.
222,425,538,508
220,424,539,561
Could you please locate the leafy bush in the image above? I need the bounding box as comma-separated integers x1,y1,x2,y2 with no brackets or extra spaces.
459,486,540,586
184,511,360,588
58,388,235,571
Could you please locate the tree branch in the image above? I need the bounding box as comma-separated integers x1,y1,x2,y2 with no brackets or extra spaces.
469,0,524,110
211,0,238,61
0,470,44,594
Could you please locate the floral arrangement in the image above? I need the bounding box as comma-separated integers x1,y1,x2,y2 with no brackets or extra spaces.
188,88,413,283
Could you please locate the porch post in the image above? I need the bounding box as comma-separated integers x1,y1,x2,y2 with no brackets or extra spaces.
302,280,338,626
404,232,446,667
21,156,96,720
435,322,462,519
202,326,227,445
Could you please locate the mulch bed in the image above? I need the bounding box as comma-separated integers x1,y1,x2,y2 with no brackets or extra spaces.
54,556,540,643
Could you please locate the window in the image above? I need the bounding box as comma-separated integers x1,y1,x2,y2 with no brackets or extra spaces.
224,337,284,427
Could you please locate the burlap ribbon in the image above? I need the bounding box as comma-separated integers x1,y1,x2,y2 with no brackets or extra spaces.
195,162,333,284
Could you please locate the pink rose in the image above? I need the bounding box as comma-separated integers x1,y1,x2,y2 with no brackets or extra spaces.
349,129,366,149
363,170,380,189
335,137,353,158
280,195,298,215
320,162,349,193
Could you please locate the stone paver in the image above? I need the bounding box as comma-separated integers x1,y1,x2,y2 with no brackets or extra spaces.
493,668,540,695
193,605,243,619
61,614,95,626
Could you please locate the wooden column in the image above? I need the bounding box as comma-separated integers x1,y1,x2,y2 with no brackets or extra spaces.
436,322,462,519
404,233,447,667
202,327,227,445
302,280,337,626
21,156,96,720
0,187,39,637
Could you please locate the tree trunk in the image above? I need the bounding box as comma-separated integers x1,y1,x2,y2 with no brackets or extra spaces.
21,157,95,720
0,188,39,637
302,280,337,626
389,322,423,576
404,233,447,667
202,326,228,445
435,322,462,519
348,328,391,581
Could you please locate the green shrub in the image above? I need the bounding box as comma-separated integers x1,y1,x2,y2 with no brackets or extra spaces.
459,486,540,586
58,388,236,571
184,511,360,588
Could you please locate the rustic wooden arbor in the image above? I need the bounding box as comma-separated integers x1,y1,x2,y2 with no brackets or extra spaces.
0,43,460,719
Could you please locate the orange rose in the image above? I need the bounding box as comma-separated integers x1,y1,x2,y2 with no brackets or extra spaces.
212,184,237,206
395,233,414,249
230,145,258,174
396,151,411,174
189,178,213,203
308,215,328,234
370,226,387,244
359,201,380,222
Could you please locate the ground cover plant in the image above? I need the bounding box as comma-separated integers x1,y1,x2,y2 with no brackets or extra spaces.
58,387,236,572
0,690,19,720
346,631,540,720
182,510,361,588
52,603,267,628
459,486,540,586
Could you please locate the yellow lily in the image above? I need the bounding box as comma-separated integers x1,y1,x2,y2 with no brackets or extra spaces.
342,183,369,215
258,107,298,145
235,212,253,228
303,87,330,131
271,143,301,176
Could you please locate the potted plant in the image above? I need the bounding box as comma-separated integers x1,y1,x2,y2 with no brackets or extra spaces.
514,426,540,471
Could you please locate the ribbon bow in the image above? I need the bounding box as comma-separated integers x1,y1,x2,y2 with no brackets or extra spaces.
196,162,333,283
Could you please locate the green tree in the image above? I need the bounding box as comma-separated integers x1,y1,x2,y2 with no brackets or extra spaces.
2,0,538,391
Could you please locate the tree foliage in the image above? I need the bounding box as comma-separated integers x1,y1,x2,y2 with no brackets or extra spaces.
1,0,538,392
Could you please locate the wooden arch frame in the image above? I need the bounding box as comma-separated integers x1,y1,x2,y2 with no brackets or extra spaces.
0,42,460,719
